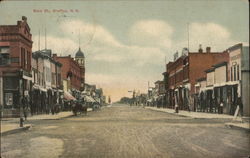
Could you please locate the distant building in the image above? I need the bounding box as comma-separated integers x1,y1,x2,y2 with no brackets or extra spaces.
154,80,165,107
0,16,33,117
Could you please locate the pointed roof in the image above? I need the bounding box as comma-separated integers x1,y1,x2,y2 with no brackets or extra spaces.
75,47,85,58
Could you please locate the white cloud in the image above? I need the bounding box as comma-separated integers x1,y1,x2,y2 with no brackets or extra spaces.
59,19,122,48
32,35,78,56
92,53,123,62
129,20,173,48
188,22,236,51
57,19,169,66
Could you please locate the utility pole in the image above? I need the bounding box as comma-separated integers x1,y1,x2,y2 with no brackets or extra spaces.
38,29,40,51
45,27,47,50
187,22,190,52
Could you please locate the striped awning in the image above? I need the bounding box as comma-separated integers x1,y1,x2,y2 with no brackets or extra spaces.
64,91,76,101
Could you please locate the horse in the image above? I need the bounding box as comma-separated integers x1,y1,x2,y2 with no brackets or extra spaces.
72,101,87,116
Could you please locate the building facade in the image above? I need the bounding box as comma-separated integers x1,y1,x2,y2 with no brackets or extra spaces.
165,46,229,111
0,16,33,117
227,44,249,116
31,49,62,114
53,54,82,99
193,43,249,116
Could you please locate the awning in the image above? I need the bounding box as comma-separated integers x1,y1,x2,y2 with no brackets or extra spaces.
64,91,76,101
184,83,191,89
200,86,213,92
225,81,239,86
84,95,96,103
147,99,152,102
32,84,47,92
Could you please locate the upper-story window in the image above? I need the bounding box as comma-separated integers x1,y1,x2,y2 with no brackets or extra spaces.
0,46,10,65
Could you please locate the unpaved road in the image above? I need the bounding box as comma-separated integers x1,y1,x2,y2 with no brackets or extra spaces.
1,104,249,158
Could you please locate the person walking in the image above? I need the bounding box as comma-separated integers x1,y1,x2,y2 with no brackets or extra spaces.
22,96,28,120
175,97,179,113
219,101,224,114
175,103,179,113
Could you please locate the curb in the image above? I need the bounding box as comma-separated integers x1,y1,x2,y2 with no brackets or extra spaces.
225,124,250,132
146,107,235,120
1,125,31,136
147,108,190,117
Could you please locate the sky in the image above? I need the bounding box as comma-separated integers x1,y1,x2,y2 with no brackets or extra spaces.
0,0,249,102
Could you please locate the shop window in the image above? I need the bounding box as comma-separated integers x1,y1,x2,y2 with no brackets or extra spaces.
233,65,236,81
0,46,10,65
230,67,233,81
237,65,239,81
3,77,19,90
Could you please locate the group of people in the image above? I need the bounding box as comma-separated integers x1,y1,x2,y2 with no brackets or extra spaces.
20,94,61,121
173,97,243,115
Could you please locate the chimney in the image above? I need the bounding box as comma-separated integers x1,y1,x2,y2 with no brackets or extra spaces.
206,47,211,53
198,44,203,53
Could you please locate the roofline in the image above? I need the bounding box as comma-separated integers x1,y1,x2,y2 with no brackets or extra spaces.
196,77,206,82
205,67,215,73
227,43,242,52
212,61,227,68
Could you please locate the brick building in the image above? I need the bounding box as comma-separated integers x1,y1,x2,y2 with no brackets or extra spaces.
165,46,229,111
53,54,82,98
0,16,33,117
193,43,249,116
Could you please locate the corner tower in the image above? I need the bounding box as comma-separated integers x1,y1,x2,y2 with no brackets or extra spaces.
75,47,85,91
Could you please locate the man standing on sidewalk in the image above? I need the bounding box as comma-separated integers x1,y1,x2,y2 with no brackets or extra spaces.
219,101,224,114
22,96,28,120
174,96,179,113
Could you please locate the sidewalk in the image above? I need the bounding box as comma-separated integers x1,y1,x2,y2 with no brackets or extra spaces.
146,107,250,131
0,123,31,136
146,107,235,119
225,122,250,132
1,109,92,135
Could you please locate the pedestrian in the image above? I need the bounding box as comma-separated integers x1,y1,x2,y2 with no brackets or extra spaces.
219,101,224,114
22,96,28,120
188,104,191,112
188,97,191,112
175,101,179,113
237,97,243,116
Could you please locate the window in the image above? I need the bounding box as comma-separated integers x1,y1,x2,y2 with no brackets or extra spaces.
25,51,28,68
27,51,30,70
231,67,233,81
233,65,236,81
0,46,10,65
237,65,239,81
21,48,25,68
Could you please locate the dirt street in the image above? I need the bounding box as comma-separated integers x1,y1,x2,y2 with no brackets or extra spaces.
1,104,249,158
